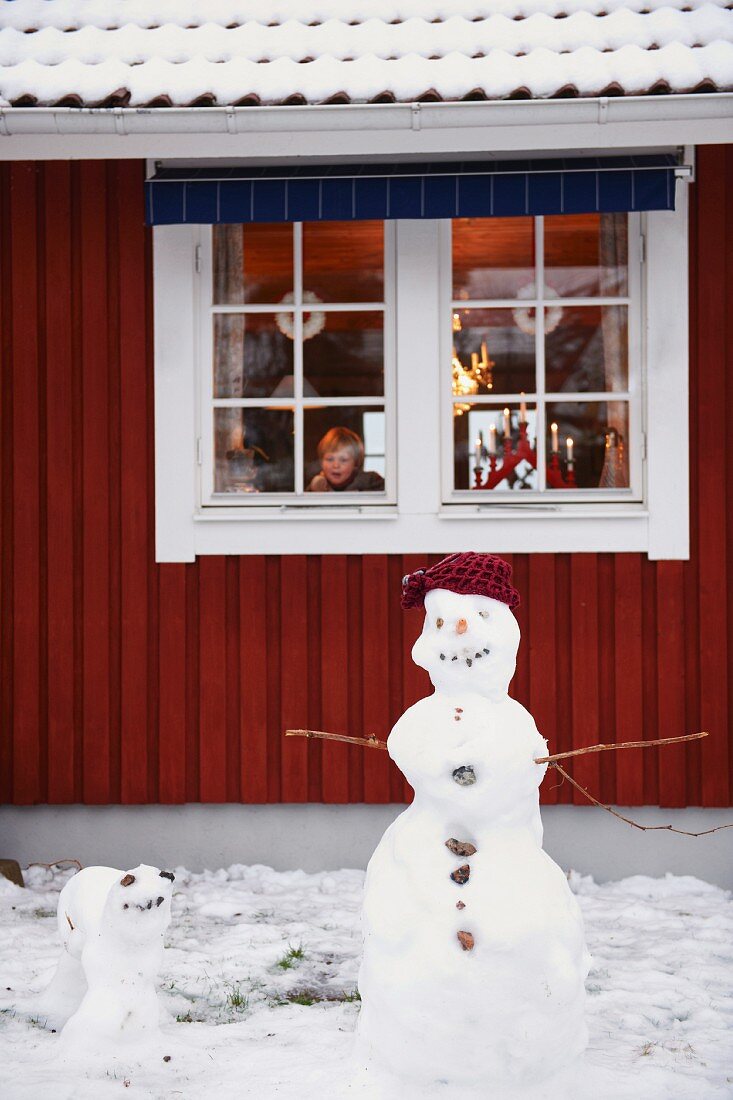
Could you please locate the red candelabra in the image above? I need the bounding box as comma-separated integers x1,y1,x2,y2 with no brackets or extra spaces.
473,418,576,490
546,448,576,489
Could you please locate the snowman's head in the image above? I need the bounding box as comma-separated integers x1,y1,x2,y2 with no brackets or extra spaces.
412,588,519,699
102,863,174,945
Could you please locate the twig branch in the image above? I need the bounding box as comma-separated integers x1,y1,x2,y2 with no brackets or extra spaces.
285,728,387,751
535,731,708,765
27,858,83,872
550,763,733,836
286,727,732,837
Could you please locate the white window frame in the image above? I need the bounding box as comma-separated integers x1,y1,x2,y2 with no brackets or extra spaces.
153,183,689,562
199,222,397,509
440,216,644,506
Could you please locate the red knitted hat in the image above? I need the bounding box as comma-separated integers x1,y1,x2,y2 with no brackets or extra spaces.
401,552,520,611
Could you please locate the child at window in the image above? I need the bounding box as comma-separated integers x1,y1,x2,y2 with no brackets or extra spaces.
306,427,385,493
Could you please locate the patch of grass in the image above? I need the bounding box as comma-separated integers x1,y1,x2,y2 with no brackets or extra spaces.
223,983,249,1013
176,1012,194,1023
25,1016,50,1030
637,1041,656,1057
32,908,56,920
275,987,361,1008
276,943,306,970
284,991,318,1006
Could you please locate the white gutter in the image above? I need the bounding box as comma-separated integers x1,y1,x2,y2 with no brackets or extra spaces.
1,93,731,160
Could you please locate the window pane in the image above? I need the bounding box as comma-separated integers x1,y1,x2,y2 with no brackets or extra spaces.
214,313,294,398
304,407,386,493
453,308,535,396
452,217,535,301
213,224,293,305
303,221,384,303
454,402,538,491
544,213,628,298
303,311,384,398
214,408,294,494
546,401,630,489
545,305,628,393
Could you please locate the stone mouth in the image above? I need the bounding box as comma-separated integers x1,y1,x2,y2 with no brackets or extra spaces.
122,897,168,913
438,643,491,667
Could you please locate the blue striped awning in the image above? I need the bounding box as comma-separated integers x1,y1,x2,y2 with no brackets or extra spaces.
145,154,678,225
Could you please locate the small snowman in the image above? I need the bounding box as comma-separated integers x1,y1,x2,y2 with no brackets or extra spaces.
357,553,590,1091
38,864,174,1051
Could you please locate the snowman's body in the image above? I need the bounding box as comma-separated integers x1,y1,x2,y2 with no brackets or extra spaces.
358,586,589,1089
38,864,174,1049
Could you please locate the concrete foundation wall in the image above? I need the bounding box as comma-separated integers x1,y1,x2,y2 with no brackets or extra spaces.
1,804,732,890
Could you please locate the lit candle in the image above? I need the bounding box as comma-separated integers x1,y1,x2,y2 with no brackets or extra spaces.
471,352,480,372
480,341,489,367
551,422,559,452
474,433,483,467
488,424,497,455
566,437,574,466
519,392,527,424
503,408,511,438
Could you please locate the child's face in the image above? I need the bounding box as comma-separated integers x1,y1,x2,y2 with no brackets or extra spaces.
321,446,357,488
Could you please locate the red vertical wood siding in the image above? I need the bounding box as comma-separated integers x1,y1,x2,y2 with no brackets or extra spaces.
44,163,75,805
1,153,732,808
10,164,42,804
320,556,350,804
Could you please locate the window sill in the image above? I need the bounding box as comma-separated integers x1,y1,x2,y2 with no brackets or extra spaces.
161,504,684,560
438,504,650,520
194,505,399,522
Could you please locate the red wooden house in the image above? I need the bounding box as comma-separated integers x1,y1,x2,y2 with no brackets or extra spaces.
1,2,732,884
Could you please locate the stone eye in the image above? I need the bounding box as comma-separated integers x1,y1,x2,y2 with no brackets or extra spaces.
436,618,444,629
478,610,489,619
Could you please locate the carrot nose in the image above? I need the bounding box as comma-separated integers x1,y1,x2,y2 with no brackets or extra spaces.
456,618,468,635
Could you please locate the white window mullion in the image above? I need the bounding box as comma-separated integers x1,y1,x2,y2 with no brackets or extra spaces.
200,226,216,506
627,214,644,503
440,219,456,506
450,296,630,309
382,220,397,503
293,222,304,495
211,301,386,314
398,218,443,514
535,216,547,492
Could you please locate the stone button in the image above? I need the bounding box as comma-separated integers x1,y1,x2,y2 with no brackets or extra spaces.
452,765,476,786
445,838,477,857
450,864,470,885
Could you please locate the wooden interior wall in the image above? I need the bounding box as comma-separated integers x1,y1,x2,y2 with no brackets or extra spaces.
0,153,731,809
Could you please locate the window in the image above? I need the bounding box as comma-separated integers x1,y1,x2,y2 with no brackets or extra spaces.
153,194,689,561
200,221,394,505
443,214,642,504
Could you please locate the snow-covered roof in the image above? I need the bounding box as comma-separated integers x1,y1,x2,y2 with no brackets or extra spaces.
1,0,732,108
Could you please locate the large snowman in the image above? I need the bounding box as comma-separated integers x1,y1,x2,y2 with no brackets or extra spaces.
358,553,589,1091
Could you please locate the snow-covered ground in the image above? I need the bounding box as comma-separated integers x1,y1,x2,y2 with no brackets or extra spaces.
0,863,731,1099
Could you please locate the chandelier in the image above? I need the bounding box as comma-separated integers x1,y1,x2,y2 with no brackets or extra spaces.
451,314,495,416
